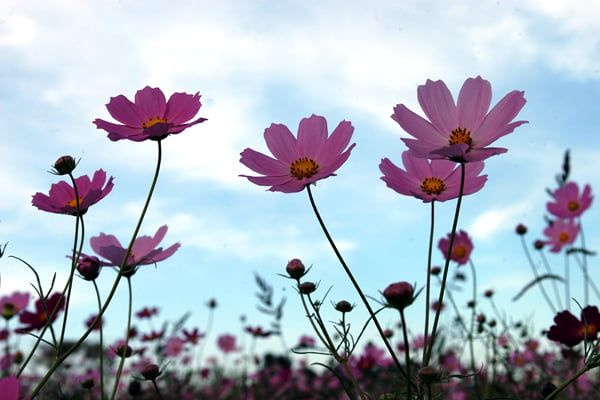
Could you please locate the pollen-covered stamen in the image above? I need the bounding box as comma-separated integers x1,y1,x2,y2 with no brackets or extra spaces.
66,196,84,208
290,157,319,179
142,116,168,128
420,177,446,195
558,232,570,243
568,201,580,212
453,245,467,259
449,127,473,146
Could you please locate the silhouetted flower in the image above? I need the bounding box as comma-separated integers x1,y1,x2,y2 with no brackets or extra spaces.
0,292,29,320
547,306,600,347
383,282,415,310
17,293,65,333
240,114,355,192
94,86,207,142
392,76,527,162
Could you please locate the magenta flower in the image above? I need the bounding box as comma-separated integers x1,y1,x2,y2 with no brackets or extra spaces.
17,292,65,333
93,86,207,142
547,182,593,219
547,306,600,347
392,76,527,162
0,376,19,400
379,151,487,202
543,219,579,253
85,225,180,275
164,336,185,357
240,114,356,193
217,334,239,354
0,292,30,320
438,230,473,265
32,169,114,216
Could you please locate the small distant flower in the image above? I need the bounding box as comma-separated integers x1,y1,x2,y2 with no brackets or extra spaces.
85,314,103,331
164,336,185,357
438,230,473,265
431,301,445,312
85,225,180,276
543,219,579,253
136,306,159,319
32,169,114,216
0,292,30,320
392,76,527,162
93,86,207,142
217,334,239,354
533,240,545,250
182,328,205,344
547,182,593,219
382,282,415,310
547,306,600,347
240,114,356,193
334,300,354,313
17,293,65,333
141,364,162,380
245,326,274,338
379,151,487,202
140,330,165,342
297,335,316,348
515,224,527,235
207,298,218,309
0,376,19,400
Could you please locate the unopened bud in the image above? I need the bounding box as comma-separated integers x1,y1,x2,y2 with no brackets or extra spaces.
53,156,77,175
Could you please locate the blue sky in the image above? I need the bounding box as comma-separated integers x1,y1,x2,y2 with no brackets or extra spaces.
1,0,600,360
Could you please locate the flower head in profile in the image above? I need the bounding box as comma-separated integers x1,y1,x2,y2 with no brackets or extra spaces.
0,292,30,320
93,86,207,142
240,114,356,193
17,292,65,333
392,76,527,162
379,151,487,202
543,219,579,253
547,306,600,347
438,230,473,265
547,182,593,219
32,170,114,216
85,225,180,276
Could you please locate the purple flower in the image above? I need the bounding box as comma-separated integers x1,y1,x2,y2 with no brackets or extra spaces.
17,292,65,333
392,76,527,162
93,86,207,142
547,181,593,219
0,292,30,320
543,219,579,253
32,169,114,216
0,376,19,400
379,151,487,202
438,230,473,266
86,225,180,274
547,306,600,347
240,114,356,193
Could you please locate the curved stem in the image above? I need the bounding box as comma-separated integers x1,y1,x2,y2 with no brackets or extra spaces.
519,235,556,313
422,200,435,367
110,277,133,400
423,162,465,366
306,184,410,384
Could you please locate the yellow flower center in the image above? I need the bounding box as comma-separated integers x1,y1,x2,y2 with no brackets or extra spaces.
420,177,446,195
453,245,467,259
142,116,168,128
581,323,597,339
290,157,319,179
558,232,570,243
66,196,84,208
568,201,580,212
449,127,473,146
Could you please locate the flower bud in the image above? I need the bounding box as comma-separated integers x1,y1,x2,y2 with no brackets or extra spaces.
53,156,77,175
430,266,441,275
81,378,94,389
286,259,306,279
383,282,414,310
534,240,545,250
141,364,161,380
114,344,132,358
418,366,441,383
128,380,142,396
334,300,354,313
484,289,494,298
77,256,101,281
299,282,316,295
515,224,527,235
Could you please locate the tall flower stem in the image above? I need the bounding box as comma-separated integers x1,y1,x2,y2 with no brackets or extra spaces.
519,235,556,313
306,185,410,383
110,277,134,400
93,280,106,400
423,163,465,367
422,201,436,367
26,141,163,398
399,308,412,400
467,260,480,396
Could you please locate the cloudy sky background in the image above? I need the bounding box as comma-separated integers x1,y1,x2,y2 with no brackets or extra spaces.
1,0,600,362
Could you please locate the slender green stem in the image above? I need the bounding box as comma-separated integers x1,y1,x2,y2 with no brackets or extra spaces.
151,380,164,400
565,252,570,311
306,184,410,384
110,277,134,400
519,235,556,313
543,361,593,400
467,260,479,396
423,163,465,367
93,280,105,400
539,246,563,309
578,219,589,306
422,200,435,367
400,309,412,400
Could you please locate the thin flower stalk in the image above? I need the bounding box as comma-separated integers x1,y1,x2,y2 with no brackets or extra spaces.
110,276,134,400
399,308,412,400
92,280,106,400
519,234,557,313
422,201,436,368
306,184,411,385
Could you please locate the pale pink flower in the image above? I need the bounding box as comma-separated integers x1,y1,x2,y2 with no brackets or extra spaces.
547,181,593,219
543,219,579,253
164,336,185,357
438,230,473,265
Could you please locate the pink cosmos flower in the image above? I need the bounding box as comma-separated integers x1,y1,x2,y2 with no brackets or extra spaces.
547,306,600,347
239,114,356,193
392,76,527,162
379,151,487,202
0,292,30,320
438,230,473,265
32,169,114,216
164,336,185,357
0,376,19,400
93,86,207,142
17,292,65,333
547,182,593,219
217,334,239,354
85,225,180,274
543,219,579,253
